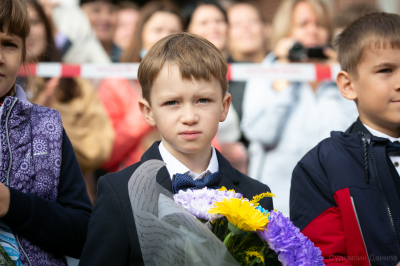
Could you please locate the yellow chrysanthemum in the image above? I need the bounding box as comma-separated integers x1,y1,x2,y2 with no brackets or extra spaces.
245,251,264,263
208,198,268,232
249,192,276,207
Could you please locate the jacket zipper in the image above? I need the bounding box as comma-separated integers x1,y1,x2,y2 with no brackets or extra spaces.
5,99,33,266
370,148,400,257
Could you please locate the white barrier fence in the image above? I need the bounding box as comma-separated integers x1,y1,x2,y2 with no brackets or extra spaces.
18,63,341,82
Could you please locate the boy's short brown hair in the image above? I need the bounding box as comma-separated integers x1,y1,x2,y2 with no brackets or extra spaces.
138,32,228,103
335,12,400,77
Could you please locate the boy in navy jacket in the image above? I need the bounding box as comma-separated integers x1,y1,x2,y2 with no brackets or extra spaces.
79,32,273,266
290,13,400,266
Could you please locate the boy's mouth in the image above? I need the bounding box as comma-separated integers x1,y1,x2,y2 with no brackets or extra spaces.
179,131,201,140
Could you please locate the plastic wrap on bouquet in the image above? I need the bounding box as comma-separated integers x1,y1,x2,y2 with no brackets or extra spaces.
128,160,240,266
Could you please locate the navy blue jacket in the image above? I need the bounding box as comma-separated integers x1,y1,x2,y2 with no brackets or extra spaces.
291,119,400,266
79,141,273,266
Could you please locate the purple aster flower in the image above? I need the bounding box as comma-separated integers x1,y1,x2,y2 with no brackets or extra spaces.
258,211,324,266
173,187,243,221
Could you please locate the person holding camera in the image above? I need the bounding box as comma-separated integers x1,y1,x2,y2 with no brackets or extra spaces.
241,0,358,216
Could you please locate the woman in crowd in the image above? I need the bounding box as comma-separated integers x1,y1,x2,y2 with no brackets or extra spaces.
185,1,248,174
98,0,184,173
241,0,358,216
227,2,270,64
80,0,122,62
23,1,115,204
113,1,140,51
0,0,92,265
184,1,228,58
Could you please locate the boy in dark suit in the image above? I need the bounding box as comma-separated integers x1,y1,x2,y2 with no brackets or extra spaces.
79,32,273,266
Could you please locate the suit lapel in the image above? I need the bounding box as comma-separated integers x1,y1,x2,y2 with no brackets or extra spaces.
216,149,242,194
140,141,173,193
156,166,173,192
218,175,241,194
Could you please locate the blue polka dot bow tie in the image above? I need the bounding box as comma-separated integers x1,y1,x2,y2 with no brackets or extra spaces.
172,171,221,194
386,141,400,154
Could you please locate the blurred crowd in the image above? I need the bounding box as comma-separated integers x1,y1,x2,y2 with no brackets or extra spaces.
23,0,383,216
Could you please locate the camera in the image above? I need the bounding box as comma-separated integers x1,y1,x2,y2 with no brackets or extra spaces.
288,42,330,62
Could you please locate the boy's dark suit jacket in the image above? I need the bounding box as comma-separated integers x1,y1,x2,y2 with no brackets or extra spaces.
79,142,273,266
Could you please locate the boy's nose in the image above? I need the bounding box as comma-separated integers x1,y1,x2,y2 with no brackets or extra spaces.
180,105,199,125
0,50,4,64
395,75,400,91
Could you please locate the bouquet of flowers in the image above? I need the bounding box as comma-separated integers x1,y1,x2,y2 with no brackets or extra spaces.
128,160,324,266
173,187,325,266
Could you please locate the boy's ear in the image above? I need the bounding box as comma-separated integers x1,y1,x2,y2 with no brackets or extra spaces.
138,98,156,127
337,70,357,101
219,93,231,122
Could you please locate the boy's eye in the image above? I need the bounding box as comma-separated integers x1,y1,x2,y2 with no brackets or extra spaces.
198,98,209,104
3,42,17,48
378,68,392,74
166,101,177,106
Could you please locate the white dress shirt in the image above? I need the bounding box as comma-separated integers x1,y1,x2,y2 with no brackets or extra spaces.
364,124,400,176
158,142,219,181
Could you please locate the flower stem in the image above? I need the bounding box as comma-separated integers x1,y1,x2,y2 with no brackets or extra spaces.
223,232,232,246
249,258,258,266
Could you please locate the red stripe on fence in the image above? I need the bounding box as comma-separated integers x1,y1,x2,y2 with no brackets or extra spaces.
61,65,81,77
17,64,37,77
315,64,331,81
227,64,232,81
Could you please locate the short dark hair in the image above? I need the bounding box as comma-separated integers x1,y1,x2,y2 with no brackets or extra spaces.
80,0,119,6
119,1,139,10
228,1,266,24
334,3,380,30
335,12,400,77
182,1,227,31
138,32,228,103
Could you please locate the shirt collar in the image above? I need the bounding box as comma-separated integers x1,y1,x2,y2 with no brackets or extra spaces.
363,124,400,143
15,84,32,106
158,141,219,181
